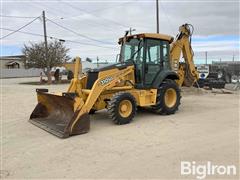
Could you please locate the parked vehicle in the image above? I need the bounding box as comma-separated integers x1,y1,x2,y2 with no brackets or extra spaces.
196,64,225,89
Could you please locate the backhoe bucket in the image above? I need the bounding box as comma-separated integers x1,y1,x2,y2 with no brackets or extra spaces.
29,90,90,138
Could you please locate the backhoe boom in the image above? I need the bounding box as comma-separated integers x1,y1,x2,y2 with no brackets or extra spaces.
170,24,199,87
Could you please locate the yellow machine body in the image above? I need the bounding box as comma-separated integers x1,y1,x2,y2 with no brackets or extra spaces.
29,24,198,138
30,57,157,138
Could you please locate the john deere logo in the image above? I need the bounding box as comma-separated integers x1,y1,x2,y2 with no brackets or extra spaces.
100,76,113,85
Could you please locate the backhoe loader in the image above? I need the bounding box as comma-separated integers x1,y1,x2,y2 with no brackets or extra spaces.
29,23,198,138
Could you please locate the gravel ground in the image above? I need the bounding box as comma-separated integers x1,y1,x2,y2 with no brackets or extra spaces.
1,77,239,179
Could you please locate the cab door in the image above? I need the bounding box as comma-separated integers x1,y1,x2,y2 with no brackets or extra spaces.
144,39,170,87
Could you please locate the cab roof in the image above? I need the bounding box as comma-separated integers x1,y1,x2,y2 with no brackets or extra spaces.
119,33,174,44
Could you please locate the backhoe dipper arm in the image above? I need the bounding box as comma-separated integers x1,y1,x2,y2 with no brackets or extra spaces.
170,24,199,87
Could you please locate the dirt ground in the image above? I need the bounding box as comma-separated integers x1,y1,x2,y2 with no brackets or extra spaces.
1,77,239,179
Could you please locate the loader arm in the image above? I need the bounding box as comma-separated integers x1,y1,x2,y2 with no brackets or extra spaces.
70,65,135,133
29,55,135,138
170,24,199,87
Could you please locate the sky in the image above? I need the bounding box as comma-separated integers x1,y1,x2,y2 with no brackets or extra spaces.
0,0,239,64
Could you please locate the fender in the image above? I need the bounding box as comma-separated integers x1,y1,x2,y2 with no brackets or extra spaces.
152,70,179,88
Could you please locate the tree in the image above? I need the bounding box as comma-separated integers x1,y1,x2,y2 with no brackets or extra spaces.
22,40,70,83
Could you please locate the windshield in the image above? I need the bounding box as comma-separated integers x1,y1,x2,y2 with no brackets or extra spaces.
120,38,143,63
146,39,170,69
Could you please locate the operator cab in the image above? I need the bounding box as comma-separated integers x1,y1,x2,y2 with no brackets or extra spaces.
119,33,174,88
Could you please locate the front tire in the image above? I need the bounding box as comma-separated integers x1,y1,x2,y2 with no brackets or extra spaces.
152,79,181,115
107,92,137,125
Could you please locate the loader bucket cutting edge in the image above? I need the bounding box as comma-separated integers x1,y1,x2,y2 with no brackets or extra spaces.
29,92,90,138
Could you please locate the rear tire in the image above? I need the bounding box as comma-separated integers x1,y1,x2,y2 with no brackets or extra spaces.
152,79,181,115
107,92,137,125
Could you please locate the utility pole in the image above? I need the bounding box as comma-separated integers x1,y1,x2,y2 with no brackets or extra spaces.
125,27,136,36
42,11,48,60
97,56,99,68
205,51,208,65
129,27,136,35
156,0,159,33
42,11,51,83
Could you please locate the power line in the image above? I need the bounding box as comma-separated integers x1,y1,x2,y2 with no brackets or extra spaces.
29,2,66,19
38,1,128,29
1,27,62,42
59,1,129,29
0,2,135,20
35,0,135,32
0,27,117,50
0,14,38,19
1,27,46,38
65,39,118,50
28,2,118,31
46,17,115,45
1,2,134,31
57,15,117,31
0,16,40,40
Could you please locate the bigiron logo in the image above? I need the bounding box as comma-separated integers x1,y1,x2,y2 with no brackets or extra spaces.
180,161,237,179
100,76,113,85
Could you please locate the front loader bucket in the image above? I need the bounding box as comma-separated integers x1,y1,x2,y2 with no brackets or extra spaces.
29,90,90,138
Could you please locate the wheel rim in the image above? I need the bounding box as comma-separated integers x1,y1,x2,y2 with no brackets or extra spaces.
119,100,132,118
164,88,177,108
